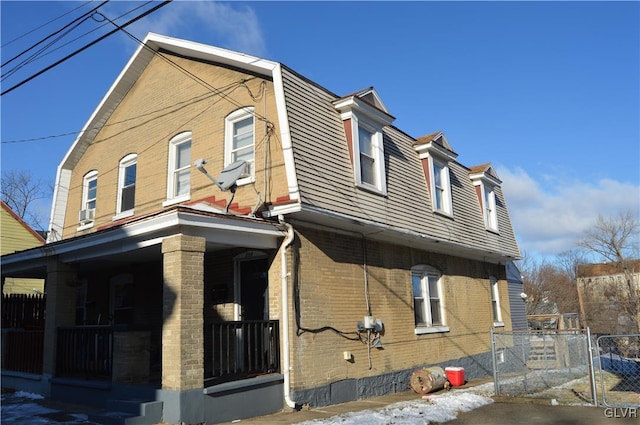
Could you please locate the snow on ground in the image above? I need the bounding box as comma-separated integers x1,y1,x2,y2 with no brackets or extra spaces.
294,383,496,425
0,391,95,425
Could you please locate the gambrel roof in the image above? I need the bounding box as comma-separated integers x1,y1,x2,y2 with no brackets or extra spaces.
49,33,520,264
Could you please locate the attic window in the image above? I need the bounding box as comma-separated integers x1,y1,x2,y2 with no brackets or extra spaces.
470,164,501,233
333,89,394,195
414,132,457,217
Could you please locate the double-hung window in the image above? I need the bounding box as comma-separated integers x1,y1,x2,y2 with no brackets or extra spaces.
412,265,448,334
483,185,498,232
470,164,501,232
432,160,449,213
491,276,504,326
225,108,255,185
358,124,377,187
414,133,456,216
333,90,393,195
165,132,191,204
79,170,97,227
116,154,137,217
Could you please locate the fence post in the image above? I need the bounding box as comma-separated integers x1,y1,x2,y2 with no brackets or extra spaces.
586,327,597,406
491,328,499,395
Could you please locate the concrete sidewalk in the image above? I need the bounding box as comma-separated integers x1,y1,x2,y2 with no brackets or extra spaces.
217,381,639,425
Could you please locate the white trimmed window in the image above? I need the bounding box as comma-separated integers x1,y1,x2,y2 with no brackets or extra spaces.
484,185,498,232
354,118,386,192
165,132,191,204
470,165,501,233
333,91,393,195
414,133,457,217
225,107,255,185
491,276,504,326
412,265,449,334
79,170,97,227
116,153,137,217
431,158,452,214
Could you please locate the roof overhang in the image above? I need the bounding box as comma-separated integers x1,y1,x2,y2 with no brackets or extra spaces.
284,205,516,265
3,207,285,278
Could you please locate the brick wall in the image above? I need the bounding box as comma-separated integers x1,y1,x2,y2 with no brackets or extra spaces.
161,234,205,391
287,225,510,391
62,53,287,238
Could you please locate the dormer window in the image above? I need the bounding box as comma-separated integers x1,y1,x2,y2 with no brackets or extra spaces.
470,164,501,233
414,132,457,217
333,88,394,195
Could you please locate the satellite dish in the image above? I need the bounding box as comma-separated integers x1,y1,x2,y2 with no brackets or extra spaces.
216,160,248,192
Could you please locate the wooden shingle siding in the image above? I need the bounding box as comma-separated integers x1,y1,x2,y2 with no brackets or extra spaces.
281,68,520,260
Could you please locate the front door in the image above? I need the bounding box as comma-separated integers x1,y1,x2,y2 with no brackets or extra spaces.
237,257,268,321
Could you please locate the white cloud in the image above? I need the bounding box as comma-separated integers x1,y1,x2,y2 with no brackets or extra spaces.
497,166,640,259
110,1,267,57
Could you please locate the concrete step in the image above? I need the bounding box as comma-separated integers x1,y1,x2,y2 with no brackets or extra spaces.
88,400,163,425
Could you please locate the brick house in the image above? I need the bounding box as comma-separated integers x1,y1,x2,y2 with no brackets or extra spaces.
577,260,640,334
1,33,520,424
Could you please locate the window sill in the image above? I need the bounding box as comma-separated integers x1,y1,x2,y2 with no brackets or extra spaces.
163,194,190,207
486,227,499,235
493,322,505,328
112,210,134,221
433,209,454,219
76,222,94,231
356,182,387,196
415,326,450,335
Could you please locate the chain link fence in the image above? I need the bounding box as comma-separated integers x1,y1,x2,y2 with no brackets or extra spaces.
595,334,640,408
491,329,591,399
491,329,640,408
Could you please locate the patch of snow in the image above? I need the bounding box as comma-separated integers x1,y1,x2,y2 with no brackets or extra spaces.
294,389,494,425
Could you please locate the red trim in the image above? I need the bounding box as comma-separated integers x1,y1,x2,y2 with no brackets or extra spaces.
343,118,353,162
274,195,291,204
0,201,45,243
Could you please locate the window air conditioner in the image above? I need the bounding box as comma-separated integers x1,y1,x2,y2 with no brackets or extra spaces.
78,208,95,223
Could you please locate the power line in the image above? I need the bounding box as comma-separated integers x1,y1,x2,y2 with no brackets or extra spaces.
0,0,94,48
0,1,172,97
1,1,109,72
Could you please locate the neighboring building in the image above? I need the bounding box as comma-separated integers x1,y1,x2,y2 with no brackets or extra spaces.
1,201,45,294
577,261,640,334
1,34,520,424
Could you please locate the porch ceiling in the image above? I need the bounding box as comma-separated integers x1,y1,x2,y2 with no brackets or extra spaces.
1,207,285,278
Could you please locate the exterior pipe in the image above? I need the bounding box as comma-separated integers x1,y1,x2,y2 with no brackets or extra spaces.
278,216,296,408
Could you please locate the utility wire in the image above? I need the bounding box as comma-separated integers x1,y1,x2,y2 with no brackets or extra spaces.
1,1,109,71
0,1,172,97
1,0,94,48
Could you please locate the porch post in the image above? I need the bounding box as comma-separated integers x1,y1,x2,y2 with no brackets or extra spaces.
42,258,77,380
161,234,206,391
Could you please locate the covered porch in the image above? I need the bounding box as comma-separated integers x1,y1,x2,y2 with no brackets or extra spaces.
1,206,288,424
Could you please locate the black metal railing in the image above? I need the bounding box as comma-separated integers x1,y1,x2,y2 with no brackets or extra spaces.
208,320,280,383
57,326,113,379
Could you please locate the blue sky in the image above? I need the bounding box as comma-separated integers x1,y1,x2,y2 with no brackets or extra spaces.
1,1,639,261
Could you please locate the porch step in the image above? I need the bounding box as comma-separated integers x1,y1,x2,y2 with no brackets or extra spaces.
88,400,163,425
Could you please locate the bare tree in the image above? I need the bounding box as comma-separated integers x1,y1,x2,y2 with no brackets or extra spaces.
1,169,50,230
578,210,640,333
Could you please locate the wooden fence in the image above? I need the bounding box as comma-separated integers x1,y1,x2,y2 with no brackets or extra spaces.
2,293,46,329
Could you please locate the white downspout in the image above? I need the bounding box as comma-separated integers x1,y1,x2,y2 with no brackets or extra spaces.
279,216,296,408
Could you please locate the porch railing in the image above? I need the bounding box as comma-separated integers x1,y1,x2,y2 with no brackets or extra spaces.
207,320,280,384
57,326,113,379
